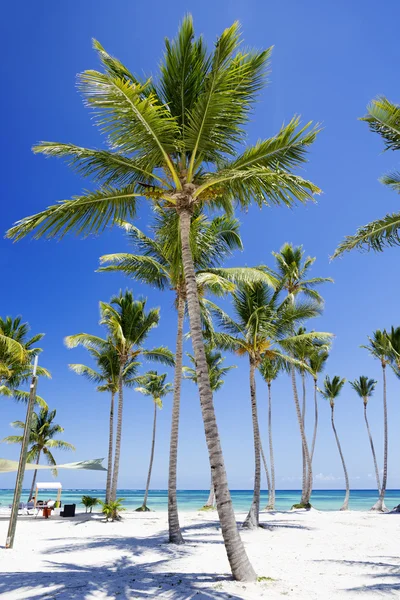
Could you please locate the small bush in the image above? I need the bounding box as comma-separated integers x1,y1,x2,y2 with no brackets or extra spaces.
99,498,126,521
81,495,99,513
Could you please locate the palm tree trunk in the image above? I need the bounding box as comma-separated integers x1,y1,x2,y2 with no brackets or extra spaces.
105,391,115,504
267,382,275,509
364,403,381,499
110,367,124,502
140,401,157,510
301,371,308,503
243,358,261,529
179,209,256,582
28,452,41,501
290,366,312,506
203,473,216,508
330,403,350,510
310,379,318,462
168,293,185,544
261,441,272,510
372,364,388,512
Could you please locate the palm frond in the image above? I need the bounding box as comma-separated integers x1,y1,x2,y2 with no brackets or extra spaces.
333,212,400,256
361,96,400,151
98,253,169,289
7,185,141,241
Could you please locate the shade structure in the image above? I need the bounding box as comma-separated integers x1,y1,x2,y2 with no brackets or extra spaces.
0,458,107,473
35,482,62,490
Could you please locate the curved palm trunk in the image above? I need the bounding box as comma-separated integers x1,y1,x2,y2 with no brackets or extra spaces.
290,367,312,505
301,372,308,503
364,402,382,501
138,401,157,510
261,441,272,510
310,379,318,463
105,392,115,503
372,365,388,512
28,452,41,500
267,382,275,509
243,359,261,529
330,403,350,510
168,294,185,543
179,209,256,582
110,367,124,502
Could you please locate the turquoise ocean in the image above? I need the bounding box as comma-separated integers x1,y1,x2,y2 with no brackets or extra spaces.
1,489,399,512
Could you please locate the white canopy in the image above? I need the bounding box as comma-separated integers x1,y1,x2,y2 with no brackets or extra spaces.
35,482,62,490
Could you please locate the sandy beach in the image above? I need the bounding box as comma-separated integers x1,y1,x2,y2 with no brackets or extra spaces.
0,509,399,599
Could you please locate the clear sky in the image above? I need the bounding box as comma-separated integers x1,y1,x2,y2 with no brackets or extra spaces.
1,0,400,492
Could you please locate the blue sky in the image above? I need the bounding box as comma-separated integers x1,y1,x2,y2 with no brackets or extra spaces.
1,0,400,492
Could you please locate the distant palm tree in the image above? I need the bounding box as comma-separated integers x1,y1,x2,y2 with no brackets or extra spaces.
259,356,281,510
134,371,172,511
308,347,329,463
65,291,174,502
0,316,49,405
69,343,139,502
362,330,392,511
2,407,75,500
98,210,264,543
6,17,323,581
271,243,332,506
184,344,236,509
320,376,349,510
334,97,400,256
212,282,329,527
349,376,382,508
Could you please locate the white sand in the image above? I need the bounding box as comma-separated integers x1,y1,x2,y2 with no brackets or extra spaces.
0,508,399,599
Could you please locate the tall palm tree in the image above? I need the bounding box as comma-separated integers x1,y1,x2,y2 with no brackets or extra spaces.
65,291,174,503
259,356,281,510
349,376,382,508
184,344,236,509
362,330,392,511
6,18,322,580
134,371,172,511
320,375,349,510
98,210,264,542
271,244,332,505
2,407,75,500
334,97,400,256
68,343,139,502
212,282,329,528
0,317,49,404
308,347,329,463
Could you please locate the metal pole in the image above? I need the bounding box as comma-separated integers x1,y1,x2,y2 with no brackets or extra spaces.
5,356,38,549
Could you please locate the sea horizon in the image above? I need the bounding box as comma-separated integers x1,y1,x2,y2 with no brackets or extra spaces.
2,488,399,512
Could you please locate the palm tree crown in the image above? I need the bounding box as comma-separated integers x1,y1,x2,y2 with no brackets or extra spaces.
320,375,346,406
7,17,320,243
184,345,235,392
135,371,173,407
350,376,377,405
2,407,75,471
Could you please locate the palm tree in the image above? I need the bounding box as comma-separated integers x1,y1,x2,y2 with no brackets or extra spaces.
6,18,322,580
65,291,174,503
271,244,332,505
68,343,139,502
98,210,264,542
2,407,75,500
259,356,281,510
362,330,392,511
320,376,349,510
334,97,400,256
212,282,329,528
308,347,329,463
184,344,236,509
134,371,172,511
349,376,382,508
0,317,50,404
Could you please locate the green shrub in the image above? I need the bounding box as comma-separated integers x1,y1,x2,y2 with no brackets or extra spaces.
81,495,99,513
99,498,125,521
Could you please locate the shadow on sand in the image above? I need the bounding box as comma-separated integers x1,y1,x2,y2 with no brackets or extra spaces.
316,557,400,595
